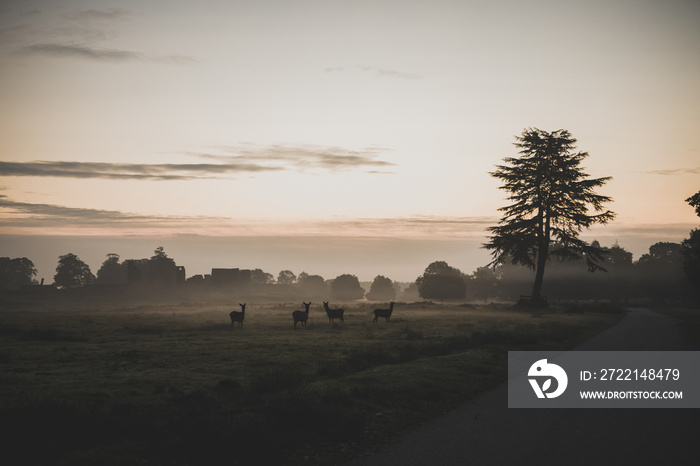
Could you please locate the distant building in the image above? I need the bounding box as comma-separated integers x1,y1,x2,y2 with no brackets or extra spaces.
176,266,186,284
211,268,251,289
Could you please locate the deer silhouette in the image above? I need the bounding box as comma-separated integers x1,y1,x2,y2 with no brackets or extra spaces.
230,303,246,328
292,301,311,329
373,301,395,323
323,301,344,325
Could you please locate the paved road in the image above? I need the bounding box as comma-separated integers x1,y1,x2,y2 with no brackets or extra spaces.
347,308,699,466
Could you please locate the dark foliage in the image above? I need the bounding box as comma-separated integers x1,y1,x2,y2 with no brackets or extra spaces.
0,257,37,289
485,128,615,301
54,253,95,289
330,273,365,300
681,229,700,292
366,275,397,301
416,261,466,300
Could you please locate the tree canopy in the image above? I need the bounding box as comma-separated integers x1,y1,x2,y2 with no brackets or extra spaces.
681,190,700,292
96,253,126,285
330,274,365,301
251,268,275,285
366,275,397,301
277,270,297,286
54,253,95,289
485,128,615,303
297,272,327,298
0,257,37,289
686,191,700,217
416,261,466,300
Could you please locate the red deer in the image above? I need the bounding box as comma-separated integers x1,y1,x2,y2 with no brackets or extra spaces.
292,301,311,329
373,301,395,323
230,303,246,328
322,301,344,325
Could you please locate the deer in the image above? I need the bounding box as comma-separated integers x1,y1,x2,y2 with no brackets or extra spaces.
229,303,246,328
373,301,395,323
292,301,311,330
323,301,344,325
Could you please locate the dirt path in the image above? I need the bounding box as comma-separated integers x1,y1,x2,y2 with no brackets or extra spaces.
347,308,698,466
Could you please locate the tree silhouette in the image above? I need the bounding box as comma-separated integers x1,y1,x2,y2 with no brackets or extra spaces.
251,268,275,285
96,253,126,285
485,128,615,304
146,247,178,286
297,272,327,298
416,261,466,300
277,270,297,285
54,253,95,289
636,242,686,303
681,231,700,292
681,191,700,292
0,257,37,289
686,190,700,217
366,275,397,301
467,266,501,301
330,274,365,301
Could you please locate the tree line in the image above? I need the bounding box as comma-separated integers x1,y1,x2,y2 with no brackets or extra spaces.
2,128,698,304
0,246,402,302
2,234,697,304
417,239,697,304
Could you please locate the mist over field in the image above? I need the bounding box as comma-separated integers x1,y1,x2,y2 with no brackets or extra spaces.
1,0,700,464
1,227,692,288
0,234,491,284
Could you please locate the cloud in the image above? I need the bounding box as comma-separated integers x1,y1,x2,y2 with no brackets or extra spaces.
357,66,422,79
63,9,131,22
0,195,225,229
0,195,150,223
159,54,201,65
191,143,398,173
0,144,396,181
19,43,201,64
645,167,700,176
326,65,422,79
0,160,283,181
20,43,142,62
0,195,492,239
590,222,698,238
11,7,199,64
315,215,496,237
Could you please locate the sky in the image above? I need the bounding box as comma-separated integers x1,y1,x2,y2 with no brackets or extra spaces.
1,0,699,283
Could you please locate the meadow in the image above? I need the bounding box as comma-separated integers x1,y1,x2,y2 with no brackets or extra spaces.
0,294,624,465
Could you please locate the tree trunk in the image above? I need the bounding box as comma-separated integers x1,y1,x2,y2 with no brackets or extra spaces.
531,252,546,300
531,209,550,303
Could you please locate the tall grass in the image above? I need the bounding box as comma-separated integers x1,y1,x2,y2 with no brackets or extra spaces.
0,300,623,465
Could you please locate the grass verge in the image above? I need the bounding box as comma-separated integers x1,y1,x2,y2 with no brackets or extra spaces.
0,299,624,465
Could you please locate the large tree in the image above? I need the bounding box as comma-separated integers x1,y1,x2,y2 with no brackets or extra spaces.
636,242,686,303
54,253,95,289
330,274,365,301
366,275,397,301
416,261,466,300
485,128,615,303
145,247,178,286
0,257,37,289
681,190,700,292
96,253,126,285
297,272,327,297
277,270,297,286
686,190,700,217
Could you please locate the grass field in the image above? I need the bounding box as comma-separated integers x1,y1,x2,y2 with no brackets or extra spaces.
0,295,624,465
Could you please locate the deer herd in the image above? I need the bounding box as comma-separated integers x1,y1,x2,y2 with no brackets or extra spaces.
229,301,395,330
